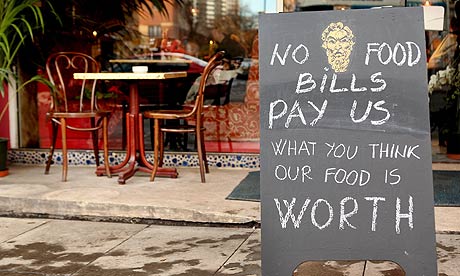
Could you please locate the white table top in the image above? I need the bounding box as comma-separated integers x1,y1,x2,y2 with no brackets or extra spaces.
74,71,187,80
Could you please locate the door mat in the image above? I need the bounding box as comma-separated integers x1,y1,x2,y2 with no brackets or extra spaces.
225,171,260,202
226,170,460,206
433,170,460,206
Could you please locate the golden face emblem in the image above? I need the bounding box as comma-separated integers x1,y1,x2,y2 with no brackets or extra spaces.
321,22,355,73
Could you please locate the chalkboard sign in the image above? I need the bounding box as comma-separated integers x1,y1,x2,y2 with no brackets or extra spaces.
259,7,437,276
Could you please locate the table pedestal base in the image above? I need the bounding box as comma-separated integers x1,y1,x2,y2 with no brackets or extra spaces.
95,164,177,184
95,113,178,184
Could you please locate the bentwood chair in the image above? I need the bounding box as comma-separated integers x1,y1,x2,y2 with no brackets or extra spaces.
44,52,111,181
143,51,225,183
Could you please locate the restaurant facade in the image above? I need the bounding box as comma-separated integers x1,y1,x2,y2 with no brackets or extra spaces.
2,0,456,168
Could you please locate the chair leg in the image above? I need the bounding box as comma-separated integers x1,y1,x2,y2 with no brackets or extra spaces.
122,103,128,150
150,118,161,182
60,118,68,182
149,118,155,151
195,127,206,183
103,117,111,178
200,129,209,173
45,121,59,175
159,130,165,167
91,118,100,166
181,119,189,151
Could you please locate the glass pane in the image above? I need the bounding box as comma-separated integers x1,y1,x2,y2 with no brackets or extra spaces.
112,0,278,154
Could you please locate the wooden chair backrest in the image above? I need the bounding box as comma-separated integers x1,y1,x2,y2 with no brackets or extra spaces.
188,51,225,119
46,52,100,113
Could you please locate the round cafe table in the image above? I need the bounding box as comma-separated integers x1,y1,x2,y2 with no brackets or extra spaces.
74,71,187,184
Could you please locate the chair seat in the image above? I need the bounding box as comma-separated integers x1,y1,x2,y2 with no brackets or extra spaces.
161,124,205,133
47,110,111,119
144,109,192,120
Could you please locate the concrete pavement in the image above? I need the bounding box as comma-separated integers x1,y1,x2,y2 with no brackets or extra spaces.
0,165,260,225
0,216,459,275
0,164,459,275
0,217,259,275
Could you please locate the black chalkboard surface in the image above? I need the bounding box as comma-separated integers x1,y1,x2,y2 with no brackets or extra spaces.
259,7,437,276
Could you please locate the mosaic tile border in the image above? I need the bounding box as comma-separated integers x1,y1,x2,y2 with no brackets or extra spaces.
8,149,260,169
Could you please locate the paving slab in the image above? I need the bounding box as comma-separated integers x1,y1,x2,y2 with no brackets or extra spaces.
0,219,146,275
363,261,404,275
216,229,261,275
74,225,255,276
0,217,48,243
436,233,460,276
